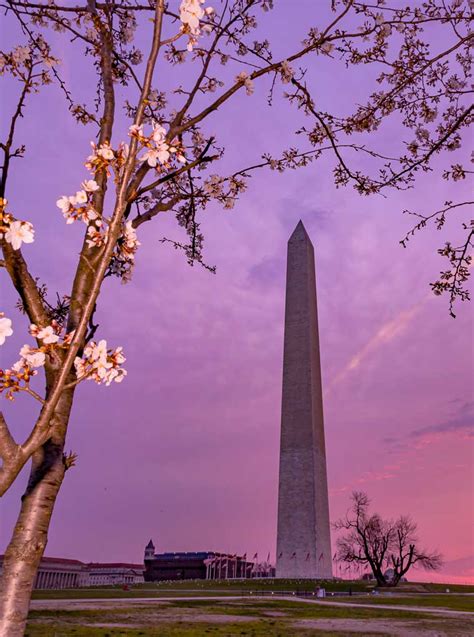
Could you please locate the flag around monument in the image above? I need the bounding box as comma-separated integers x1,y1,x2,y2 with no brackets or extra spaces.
276,221,333,579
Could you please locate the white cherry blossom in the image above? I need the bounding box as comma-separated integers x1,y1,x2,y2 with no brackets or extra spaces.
81,179,99,192
19,344,45,368
280,60,294,84
57,187,99,225
36,325,60,344
4,220,35,250
236,71,254,96
179,0,212,50
86,142,116,171
123,221,140,250
152,123,167,143
0,315,13,345
129,124,144,138
11,359,27,373
97,144,114,161
141,148,158,167
180,0,204,34
74,339,127,386
97,144,114,160
75,190,88,204
118,142,129,160
56,196,72,213
12,45,30,65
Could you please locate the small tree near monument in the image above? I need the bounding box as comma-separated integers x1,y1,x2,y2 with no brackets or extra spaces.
335,491,443,587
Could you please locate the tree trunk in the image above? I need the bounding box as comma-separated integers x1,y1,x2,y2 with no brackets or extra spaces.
374,570,388,587
0,391,73,636
0,443,65,635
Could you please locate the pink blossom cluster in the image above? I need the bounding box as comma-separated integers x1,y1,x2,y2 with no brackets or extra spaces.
85,141,129,174
1,314,127,399
56,178,109,248
56,179,100,224
0,320,64,400
74,339,127,386
235,71,254,96
129,122,186,168
0,313,13,346
0,360,38,401
179,0,214,51
0,197,35,250
116,220,140,268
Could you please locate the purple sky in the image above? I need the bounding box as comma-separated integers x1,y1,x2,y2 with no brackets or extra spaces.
1,2,473,583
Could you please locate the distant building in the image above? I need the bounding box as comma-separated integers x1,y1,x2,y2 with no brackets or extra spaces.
0,556,84,589
84,563,144,587
143,540,257,581
0,555,144,589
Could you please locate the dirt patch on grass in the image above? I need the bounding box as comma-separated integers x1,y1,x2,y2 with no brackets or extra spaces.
294,617,474,636
31,600,172,612
85,613,258,628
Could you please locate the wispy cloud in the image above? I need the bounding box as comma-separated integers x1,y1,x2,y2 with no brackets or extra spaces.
385,401,474,452
330,462,407,496
327,298,428,392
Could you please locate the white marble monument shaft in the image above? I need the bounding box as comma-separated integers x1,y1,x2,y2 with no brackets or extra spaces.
276,221,332,579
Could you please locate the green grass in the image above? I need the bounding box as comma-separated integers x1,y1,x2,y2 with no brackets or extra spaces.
415,582,474,593
136,578,373,592
166,598,449,620
31,580,369,600
327,594,474,612
31,578,474,600
27,598,458,622
32,588,240,599
26,597,474,637
28,600,434,621
24,621,385,637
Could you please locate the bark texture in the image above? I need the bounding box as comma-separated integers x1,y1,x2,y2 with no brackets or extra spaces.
0,390,73,636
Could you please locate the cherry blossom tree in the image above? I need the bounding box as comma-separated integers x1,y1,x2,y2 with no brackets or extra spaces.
0,0,472,632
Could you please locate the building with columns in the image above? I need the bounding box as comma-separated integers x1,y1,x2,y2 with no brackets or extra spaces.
0,555,144,589
85,563,144,586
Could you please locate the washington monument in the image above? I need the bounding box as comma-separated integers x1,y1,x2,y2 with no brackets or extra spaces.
276,221,332,579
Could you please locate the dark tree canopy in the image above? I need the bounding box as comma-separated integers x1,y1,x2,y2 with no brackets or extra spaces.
335,491,443,586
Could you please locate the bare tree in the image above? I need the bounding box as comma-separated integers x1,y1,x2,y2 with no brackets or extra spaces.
0,0,469,632
335,491,443,586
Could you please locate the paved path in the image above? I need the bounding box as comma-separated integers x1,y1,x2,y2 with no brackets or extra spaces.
30,595,474,618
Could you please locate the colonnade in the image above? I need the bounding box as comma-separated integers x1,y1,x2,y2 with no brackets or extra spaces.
35,570,79,589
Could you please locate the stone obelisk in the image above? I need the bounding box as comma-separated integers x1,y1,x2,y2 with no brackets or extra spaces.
276,221,332,579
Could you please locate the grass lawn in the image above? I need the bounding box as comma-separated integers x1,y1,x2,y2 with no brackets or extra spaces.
24,623,385,637
31,578,474,600
325,593,474,612
26,596,474,637
32,579,362,599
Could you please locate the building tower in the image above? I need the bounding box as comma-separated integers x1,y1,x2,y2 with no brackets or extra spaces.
276,221,332,579
144,539,155,562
